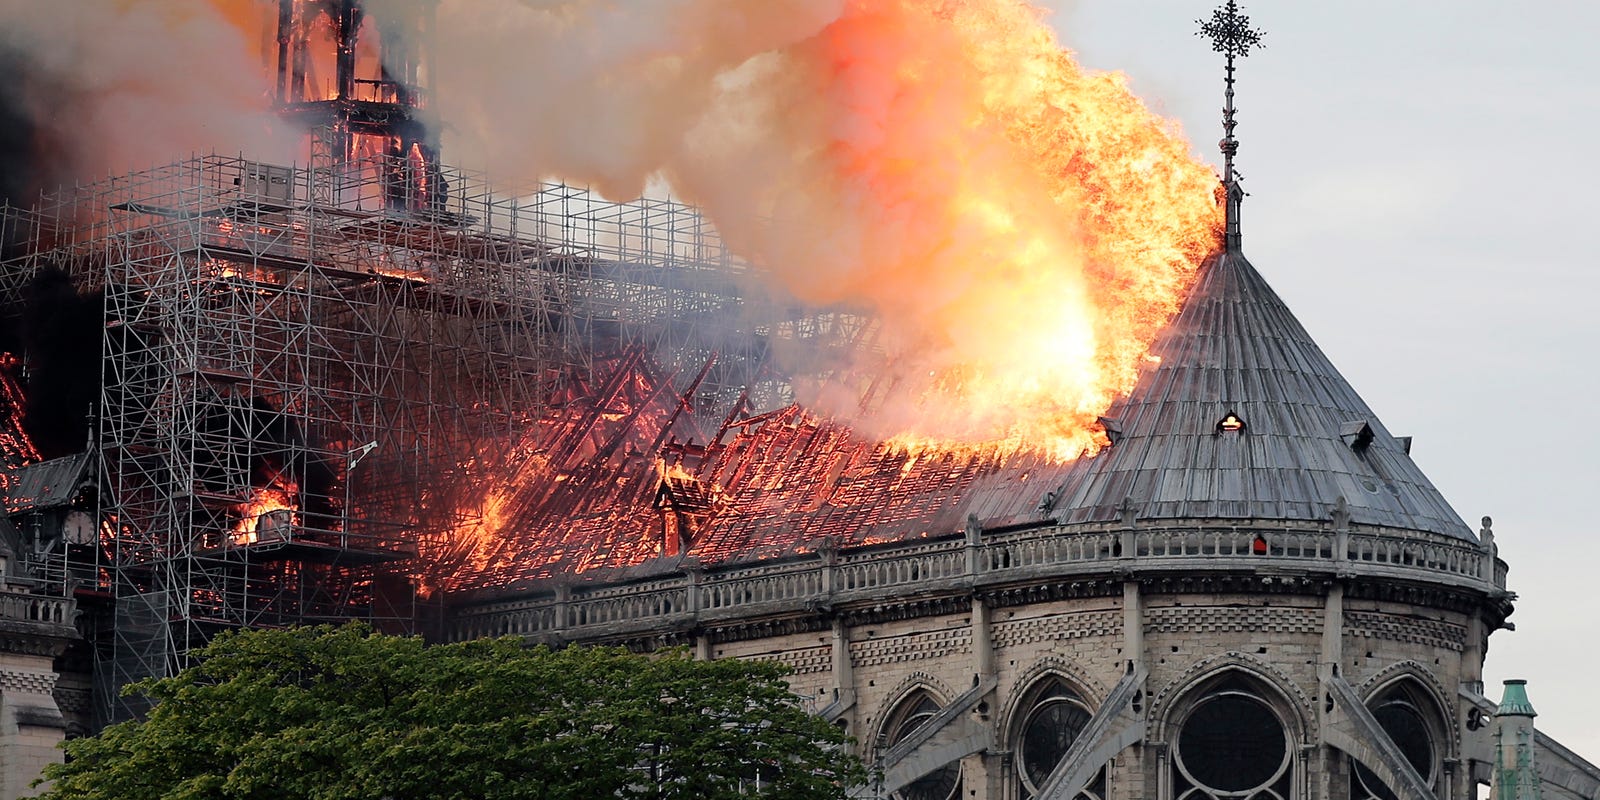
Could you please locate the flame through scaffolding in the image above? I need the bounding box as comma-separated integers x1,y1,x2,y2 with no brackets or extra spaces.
0,150,848,716
0,0,1230,723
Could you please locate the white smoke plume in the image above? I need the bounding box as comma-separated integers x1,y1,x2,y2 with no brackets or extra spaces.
434,0,1219,456
433,0,846,201
0,0,1217,456
0,0,294,203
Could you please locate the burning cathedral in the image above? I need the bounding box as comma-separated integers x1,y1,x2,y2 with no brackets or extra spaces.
0,1,1592,799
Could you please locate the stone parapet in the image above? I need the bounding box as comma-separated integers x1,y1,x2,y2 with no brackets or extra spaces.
447,520,1508,645
0,589,77,800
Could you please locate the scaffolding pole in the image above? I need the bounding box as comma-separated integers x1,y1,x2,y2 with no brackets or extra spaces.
0,152,868,722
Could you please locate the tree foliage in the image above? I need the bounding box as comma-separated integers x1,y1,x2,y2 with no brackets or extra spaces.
41,624,865,800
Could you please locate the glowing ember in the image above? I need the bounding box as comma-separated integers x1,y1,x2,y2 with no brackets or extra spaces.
0,354,41,497
231,483,299,546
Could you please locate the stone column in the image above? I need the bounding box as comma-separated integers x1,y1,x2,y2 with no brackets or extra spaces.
1122,580,1144,673
1319,582,1344,681
831,618,854,698
0,664,65,800
973,596,995,682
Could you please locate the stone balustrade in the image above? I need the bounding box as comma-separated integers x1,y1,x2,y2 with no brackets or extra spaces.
702,568,824,611
448,522,1507,643
0,590,75,627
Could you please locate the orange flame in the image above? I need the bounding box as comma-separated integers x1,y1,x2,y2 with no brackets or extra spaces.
743,0,1221,461
658,459,698,483
208,0,1219,465
231,482,299,546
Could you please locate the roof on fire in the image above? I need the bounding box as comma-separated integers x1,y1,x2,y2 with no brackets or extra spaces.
442,240,1475,599
5,450,93,515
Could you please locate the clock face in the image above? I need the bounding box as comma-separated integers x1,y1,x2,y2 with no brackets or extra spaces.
63,511,96,546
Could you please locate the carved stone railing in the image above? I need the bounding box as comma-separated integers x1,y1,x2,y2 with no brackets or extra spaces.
447,522,1504,643
566,583,690,629
0,590,76,627
702,565,824,611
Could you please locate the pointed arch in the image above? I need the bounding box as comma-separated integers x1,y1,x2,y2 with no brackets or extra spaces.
1148,651,1314,743
1151,654,1313,800
1357,660,1458,758
869,670,959,742
1350,663,1454,800
1002,660,1109,799
876,678,964,800
1000,656,1107,749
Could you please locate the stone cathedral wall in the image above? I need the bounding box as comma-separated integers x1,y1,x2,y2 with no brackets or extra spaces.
450,519,1509,800
667,584,1484,800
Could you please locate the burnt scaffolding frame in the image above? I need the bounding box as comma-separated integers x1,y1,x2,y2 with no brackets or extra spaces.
0,149,869,721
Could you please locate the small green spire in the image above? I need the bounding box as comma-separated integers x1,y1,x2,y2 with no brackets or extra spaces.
1497,679,1538,717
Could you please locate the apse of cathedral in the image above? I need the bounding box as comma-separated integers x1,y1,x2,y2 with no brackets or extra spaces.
0,3,1593,799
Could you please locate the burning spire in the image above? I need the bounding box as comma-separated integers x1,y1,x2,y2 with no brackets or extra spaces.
272,0,437,161
1198,0,1266,252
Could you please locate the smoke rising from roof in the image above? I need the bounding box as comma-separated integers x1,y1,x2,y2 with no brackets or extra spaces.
0,0,1219,458
432,0,1220,456
17,268,99,458
0,0,295,207
0,0,297,453
433,0,847,202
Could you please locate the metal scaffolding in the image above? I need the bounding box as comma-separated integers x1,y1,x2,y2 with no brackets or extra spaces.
0,150,869,721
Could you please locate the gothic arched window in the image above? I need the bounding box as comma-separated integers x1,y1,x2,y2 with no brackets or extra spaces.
1350,680,1444,800
1171,674,1294,800
1014,677,1105,799
881,689,961,800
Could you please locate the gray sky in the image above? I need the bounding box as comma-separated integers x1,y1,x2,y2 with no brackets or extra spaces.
1040,1,1599,758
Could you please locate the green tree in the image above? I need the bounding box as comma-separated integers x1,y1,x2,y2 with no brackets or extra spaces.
41,624,865,800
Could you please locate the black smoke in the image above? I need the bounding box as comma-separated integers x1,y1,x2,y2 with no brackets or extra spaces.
0,42,101,459
17,267,101,458
0,44,80,216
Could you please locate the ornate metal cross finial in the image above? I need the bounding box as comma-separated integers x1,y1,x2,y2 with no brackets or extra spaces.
1198,1,1266,61
1197,1,1265,251
1197,1,1265,183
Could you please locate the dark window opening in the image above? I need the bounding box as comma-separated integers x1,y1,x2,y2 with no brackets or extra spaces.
1171,676,1293,800
1217,411,1246,434
1340,420,1376,451
883,691,961,800
1016,678,1104,799
1350,682,1440,800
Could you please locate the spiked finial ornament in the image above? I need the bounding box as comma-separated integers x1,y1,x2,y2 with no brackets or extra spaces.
1197,1,1265,183
1197,1,1265,251
1198,1,1266,62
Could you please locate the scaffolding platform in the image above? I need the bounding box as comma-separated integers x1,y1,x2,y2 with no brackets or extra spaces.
0,151,867,721
194,538,412,566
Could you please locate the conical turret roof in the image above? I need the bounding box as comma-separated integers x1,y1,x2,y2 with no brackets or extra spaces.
1497,680,1538,717
1053,245,1475,540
